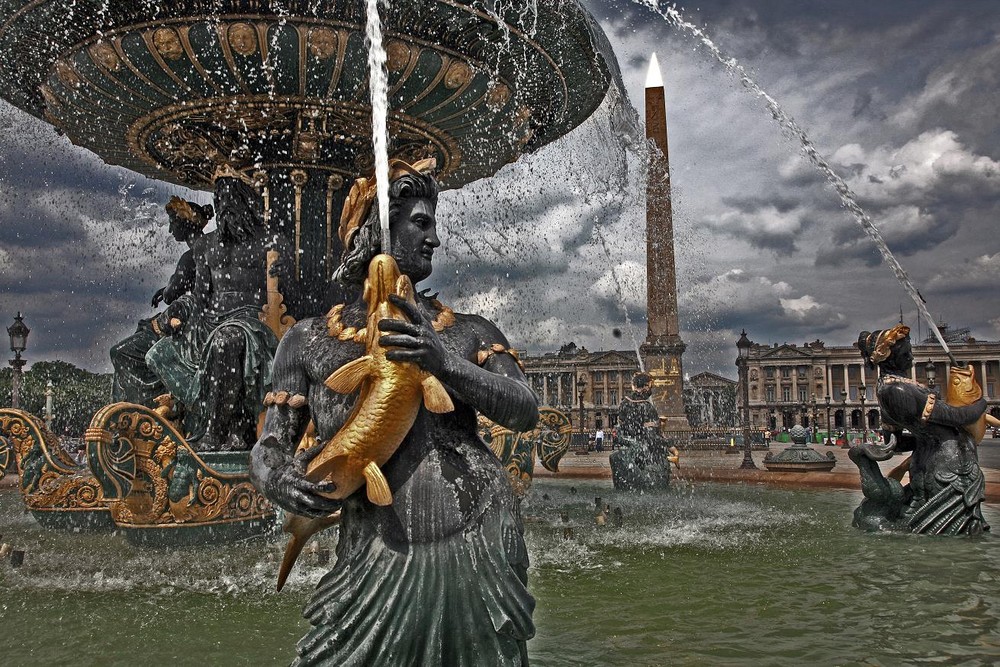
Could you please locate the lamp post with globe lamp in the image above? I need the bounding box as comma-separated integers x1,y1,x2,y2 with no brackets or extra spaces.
736,330,756,470
840,389,849,448
859,385,868,444
824,394,833,445
7,312,29,410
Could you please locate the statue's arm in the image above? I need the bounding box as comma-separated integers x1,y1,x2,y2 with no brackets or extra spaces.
928,397,987,428
157,240,208,334
161,249,196,305
378,299,539,432
881,381,985,430
449,321,539,432
250,323,340,518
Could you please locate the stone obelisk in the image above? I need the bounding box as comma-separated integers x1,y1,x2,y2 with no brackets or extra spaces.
640,53,688,429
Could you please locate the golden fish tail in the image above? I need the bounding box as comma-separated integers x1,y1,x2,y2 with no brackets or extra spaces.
277,532,307,592
276,511,342,591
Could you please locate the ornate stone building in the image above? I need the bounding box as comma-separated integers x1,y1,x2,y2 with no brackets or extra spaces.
683,372,738,428
744,333,1000,435
520,348,744,432
519,345,640,433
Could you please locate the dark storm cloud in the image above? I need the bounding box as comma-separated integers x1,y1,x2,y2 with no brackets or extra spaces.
1,1,999,380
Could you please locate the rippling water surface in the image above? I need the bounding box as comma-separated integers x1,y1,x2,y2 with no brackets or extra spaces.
1,481,998,665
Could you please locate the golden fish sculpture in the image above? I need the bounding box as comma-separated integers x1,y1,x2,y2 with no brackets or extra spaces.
945,365,1000,442
275,254,454,590
887,365,999,483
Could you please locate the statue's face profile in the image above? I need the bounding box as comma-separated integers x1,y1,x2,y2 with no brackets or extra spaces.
389,197,439,284
891,337,913,372
166,214,190,242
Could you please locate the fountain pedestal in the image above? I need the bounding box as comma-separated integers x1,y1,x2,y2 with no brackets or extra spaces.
763,424,836,473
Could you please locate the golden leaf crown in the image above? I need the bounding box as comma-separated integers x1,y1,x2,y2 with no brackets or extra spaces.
338,157,437,250
867,323,910,363
165,196,209,229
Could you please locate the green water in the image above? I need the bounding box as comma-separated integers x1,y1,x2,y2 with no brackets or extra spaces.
1,480,998,666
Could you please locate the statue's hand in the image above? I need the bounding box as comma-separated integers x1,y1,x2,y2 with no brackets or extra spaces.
151,288,165,308
250,437,340,518
378,294,448,376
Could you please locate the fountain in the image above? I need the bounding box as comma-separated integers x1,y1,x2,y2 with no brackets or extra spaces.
0,0,617,541
0,1,998,664
763,423,837,473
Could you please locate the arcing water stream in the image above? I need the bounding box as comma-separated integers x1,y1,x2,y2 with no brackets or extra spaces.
638,1,958,362
365,0,392,253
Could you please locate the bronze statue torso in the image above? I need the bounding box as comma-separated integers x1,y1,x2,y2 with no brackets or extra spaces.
196,232,268,315
278,298,510,545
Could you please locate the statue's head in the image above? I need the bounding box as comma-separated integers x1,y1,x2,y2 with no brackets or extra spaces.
212,165,265,245
631,372,653,397
334,158,439,286
859,323,912,373
165,196,213,243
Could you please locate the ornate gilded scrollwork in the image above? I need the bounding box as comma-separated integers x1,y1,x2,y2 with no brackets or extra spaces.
478,407,572,497
0,409,106,517
0,431,10,481
85,403,273,530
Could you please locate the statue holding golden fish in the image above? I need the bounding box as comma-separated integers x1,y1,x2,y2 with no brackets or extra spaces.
250,159,539,665
850,324,990,535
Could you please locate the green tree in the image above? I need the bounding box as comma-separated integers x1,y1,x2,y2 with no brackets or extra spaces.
0,360,112,435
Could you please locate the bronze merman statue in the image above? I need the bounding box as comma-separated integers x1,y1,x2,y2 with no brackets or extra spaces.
250,158,539,666
851,324,990,535
146,167,278,451
110,197,212,406
609,372,673,491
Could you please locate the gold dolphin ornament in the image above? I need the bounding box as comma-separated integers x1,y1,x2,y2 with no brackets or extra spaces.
275,254,454,590
946,365,1000,442
886,365,998,483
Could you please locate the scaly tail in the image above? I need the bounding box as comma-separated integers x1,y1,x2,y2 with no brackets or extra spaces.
276,511,342,592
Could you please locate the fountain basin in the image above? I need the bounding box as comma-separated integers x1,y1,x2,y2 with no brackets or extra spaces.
2,479,997,664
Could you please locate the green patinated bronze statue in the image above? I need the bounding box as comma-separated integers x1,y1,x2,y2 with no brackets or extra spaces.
851,324,990,535
251,160,539,665
147,168,278,451
610,372,675,491
110,197,211,407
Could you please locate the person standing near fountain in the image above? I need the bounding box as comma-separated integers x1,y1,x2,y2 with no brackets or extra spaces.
110,197,212,406
147,167,278,451
851,324,989,534
251,158,539,665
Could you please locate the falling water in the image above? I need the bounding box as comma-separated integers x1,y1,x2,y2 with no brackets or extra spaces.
594,216,645,371
365,0,392,253
639,1,957,361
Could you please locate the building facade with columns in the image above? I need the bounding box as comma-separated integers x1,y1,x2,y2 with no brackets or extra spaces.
519,346,641,433
743,335,1000,434
520,349,745,432
684,372,738,428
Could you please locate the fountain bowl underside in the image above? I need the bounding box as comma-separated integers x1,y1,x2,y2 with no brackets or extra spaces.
0,0,616,190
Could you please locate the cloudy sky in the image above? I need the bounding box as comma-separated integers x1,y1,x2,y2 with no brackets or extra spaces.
1,0,999,379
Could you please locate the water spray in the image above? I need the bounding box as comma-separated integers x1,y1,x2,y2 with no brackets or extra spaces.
641,1,959,366
366,0,392,254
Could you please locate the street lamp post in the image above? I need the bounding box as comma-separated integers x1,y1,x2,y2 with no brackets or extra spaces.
736,330,756,470
7,312,30,410
824,395,832,445
811,393,818,444
577,374,588,452
859,384,868,444
925,361,936,391
840,389,849,448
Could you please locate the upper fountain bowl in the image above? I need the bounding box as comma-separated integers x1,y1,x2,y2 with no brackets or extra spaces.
0,0,617,190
